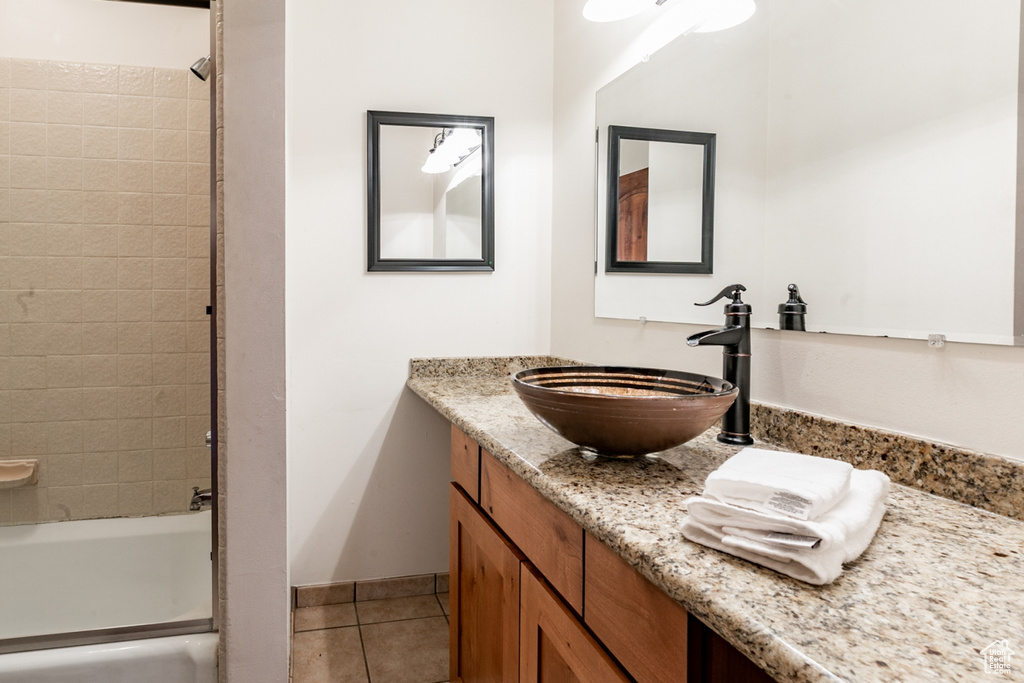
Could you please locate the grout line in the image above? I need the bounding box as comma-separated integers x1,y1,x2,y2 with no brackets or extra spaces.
356,623,372,683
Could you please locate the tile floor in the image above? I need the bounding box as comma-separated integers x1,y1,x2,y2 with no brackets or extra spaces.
291,592,451,683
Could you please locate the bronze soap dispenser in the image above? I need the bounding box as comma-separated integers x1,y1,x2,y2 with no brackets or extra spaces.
778,284,807,331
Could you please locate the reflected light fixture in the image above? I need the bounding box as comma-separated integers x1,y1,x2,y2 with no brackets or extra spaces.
421,127,483,174
583,0,666,23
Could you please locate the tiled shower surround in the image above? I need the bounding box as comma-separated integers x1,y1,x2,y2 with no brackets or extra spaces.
0,58,212,524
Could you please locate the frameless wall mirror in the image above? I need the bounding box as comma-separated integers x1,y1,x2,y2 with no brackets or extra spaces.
367,111,494,271
594,0,1023,345
606,125,715,274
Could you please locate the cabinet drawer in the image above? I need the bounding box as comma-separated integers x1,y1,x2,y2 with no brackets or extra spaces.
480,450,584,613
584,533,688,683
451,424,480,502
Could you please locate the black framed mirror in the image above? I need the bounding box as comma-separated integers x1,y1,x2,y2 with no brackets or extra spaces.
605,125,715,274
367,111,495,272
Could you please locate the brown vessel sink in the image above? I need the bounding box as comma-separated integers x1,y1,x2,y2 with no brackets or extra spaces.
511,366,737,457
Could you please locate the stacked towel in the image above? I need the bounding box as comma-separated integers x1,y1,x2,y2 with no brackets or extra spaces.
682,449,890,585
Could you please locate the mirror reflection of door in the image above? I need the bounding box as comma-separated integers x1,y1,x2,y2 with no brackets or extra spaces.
617,167,649,261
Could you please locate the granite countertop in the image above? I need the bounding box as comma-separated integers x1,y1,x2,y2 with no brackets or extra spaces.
408,357,1024,683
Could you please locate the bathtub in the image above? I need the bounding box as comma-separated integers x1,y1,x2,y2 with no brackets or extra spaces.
0,511,215,681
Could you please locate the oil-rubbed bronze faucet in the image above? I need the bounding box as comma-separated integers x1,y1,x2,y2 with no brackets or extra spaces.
686,284,753,446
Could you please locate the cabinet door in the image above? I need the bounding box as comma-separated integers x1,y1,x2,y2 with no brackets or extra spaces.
520,565,629,683
450,484,524,683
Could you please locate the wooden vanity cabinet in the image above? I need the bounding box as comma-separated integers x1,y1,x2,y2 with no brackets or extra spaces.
450,428,774,683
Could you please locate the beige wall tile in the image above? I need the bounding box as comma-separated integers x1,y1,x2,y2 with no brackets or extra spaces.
10,122,46,156
186,384,209,416
81,322,117,354
10,323,47,355
153,258,186,289
46,387,83,421
153,446,186,477
154,97,187,130
82,160,118,192
9,225,47,255
45,322,82,355
11,357,47,389
153,384,185,417
9,289,45,323
118,355,152,386
153,322,187,354
153,479,188,514
82,354,117,386
187,76,209,101
118,481,152,516
295,582,356,608
185,446,211,478
154,162,187,194
83,125,118,159
10,422,46,456
82,257,117,289
153,290,186,322
46,354,82,386
185,416,208,449
81,483,119,518
12,388,48,421
83,191,119,224
186,290,209,321
153,129,187,162
355,574,436,601
118,66,153,97
187,163,210,196
45,290,82,323
187,257,208,289
187,98,209,131
83,419,118,452
83,452,119,484
10,59,47,90
153,193,186,226
82,64,118,95
47,257,83,289
48,90,84,125
47,452,84,484
118,449,152,482
118,290,152,321
153,353,186,385
118,385,152,417
186,320,208,353
82,93,118,127
46,190,84,224
117,322,152,354
46,224,83,255
186,353,210,385
119,193,152,224
118,418,151,450
11,155,47,189
118,257,153,289
47,421,83,454
118,160,153,194
48,62,84,93
118,225,153,256
118,128,153,161
47,124,83,158
47,158,83,191
9,189,47,222
11,486,49,523
154,418,185,453
119,95,153,129
153,227,187,258
154,69,187,99
81,387,117,420
49,486,85,521
187,131,209,163
83,225,119,258
82,290,118,322
11,89,47,123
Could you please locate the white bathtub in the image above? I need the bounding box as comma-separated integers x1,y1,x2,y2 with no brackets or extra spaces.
0,511,215,681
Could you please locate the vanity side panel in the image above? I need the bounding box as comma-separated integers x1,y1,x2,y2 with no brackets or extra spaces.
451,424,481,502
480,450,585,613
584,533,689,682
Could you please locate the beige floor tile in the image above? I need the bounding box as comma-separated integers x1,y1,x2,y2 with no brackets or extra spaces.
291,626,367,683
294,603,358,632
295,581,355,608
435,573,449,593
361,616,449,683
357,595,443,625
437,593,450,616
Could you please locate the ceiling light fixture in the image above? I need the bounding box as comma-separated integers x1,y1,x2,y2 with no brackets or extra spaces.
582,0,667,23
421,128,483,175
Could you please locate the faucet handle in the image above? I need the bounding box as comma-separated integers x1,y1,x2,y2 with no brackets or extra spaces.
695,283,746,307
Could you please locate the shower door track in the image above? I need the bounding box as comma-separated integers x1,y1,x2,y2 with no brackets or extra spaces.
0,618,214,656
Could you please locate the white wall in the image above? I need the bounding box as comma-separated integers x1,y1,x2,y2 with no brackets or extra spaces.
286,0,553,584
552,2,1024,463
0,0,208,67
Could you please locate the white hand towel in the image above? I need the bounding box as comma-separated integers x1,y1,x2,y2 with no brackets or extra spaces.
703,447,853,520
681,469,890,585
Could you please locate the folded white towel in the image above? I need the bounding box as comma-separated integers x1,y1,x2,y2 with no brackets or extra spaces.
703,447,853,520
681,469,890,585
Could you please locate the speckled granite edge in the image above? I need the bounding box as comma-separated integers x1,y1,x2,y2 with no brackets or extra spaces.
409,355,583,378
752,403,1024,522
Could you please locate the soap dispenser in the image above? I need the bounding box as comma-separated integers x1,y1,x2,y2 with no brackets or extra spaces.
777,284,807,331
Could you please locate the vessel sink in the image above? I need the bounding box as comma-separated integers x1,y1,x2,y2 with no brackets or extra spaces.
511,366,737,457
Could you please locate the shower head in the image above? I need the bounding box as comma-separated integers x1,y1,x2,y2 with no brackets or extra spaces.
190,55,211,81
